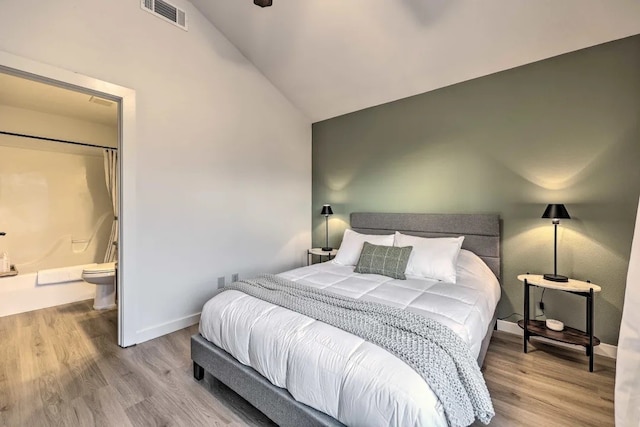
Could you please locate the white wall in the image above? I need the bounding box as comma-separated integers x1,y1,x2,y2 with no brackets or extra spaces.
0,0,311,343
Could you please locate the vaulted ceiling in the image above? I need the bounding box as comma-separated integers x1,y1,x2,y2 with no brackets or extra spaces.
193,0,640,122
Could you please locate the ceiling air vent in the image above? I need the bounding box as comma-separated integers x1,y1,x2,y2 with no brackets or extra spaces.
89,96,115,107
141,0,187,31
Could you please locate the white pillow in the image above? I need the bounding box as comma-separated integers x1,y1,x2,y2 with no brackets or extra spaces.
394,232,465,283
334,229,394,266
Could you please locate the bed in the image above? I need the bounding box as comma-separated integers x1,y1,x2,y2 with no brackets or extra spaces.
191,212,501,427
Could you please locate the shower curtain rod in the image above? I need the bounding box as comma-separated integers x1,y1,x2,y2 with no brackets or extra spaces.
0,130,117,151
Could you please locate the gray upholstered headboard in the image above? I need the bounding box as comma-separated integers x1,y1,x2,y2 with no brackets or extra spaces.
350,212,501,280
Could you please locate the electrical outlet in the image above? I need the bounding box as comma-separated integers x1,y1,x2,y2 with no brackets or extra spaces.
231,273,239,282
217,276,225,288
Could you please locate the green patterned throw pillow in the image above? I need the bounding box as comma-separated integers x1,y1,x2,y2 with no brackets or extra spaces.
354,242,413,280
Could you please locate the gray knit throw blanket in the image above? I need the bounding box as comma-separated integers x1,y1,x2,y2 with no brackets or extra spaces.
219,274,494,427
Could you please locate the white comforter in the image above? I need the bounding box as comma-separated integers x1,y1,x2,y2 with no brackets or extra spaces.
199,250,500,426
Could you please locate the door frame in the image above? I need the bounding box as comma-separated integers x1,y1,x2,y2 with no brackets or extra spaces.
0,50,138,347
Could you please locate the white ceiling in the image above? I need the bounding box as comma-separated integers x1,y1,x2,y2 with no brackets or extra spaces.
192,0,640,122
0,72,117,126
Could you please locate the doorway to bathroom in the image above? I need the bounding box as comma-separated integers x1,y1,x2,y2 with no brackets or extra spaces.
0,53,135,347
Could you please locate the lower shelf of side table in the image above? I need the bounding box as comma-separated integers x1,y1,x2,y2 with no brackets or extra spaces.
517,319,600,348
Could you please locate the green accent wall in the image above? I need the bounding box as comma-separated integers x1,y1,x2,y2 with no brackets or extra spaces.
312,35,640,345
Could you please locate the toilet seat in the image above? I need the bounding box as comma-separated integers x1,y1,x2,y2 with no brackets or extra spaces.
83,262,116,276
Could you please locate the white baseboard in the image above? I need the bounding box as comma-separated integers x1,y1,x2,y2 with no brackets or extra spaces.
496,320,617,359
135,312,201,344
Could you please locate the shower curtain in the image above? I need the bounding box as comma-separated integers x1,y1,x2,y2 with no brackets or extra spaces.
615,196,640,427
103,149,118,263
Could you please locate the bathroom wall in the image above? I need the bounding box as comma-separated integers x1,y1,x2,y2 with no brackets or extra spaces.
0,105,115,274
0,104,117,149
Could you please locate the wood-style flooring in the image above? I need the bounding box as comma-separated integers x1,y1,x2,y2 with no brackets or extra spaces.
0,300,615,427
0,300,274,427
474,332,615,427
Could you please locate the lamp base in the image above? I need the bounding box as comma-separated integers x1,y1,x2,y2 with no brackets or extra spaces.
543,273,569,282
321,247,333,252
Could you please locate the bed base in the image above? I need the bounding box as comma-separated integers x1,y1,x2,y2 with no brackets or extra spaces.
191,333,345,427
478,309,498,368
191,309,497,426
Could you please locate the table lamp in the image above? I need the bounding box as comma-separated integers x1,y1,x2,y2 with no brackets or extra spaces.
541,204,571,282
321,204,333,251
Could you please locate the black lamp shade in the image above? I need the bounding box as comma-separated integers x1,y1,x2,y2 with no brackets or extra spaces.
541,204,571,220
321,205,333,216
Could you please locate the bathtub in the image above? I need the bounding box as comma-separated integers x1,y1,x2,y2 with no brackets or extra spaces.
0,265,96,317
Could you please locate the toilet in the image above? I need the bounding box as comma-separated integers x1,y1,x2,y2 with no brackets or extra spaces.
82,262,117,310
